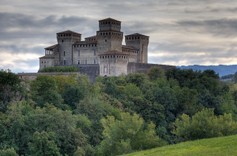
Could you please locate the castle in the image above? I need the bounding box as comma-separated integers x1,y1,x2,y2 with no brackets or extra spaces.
39,18,174,78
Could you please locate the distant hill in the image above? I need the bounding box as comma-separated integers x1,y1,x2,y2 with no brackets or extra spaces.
178,65,237,77
125,135,237,156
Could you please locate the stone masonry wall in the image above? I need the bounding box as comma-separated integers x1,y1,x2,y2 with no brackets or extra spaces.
127,62,175,74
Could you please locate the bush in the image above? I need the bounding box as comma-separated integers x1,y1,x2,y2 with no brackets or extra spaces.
97,112,165,156
173,108,237,141
0,148,17,156
39,66,78,72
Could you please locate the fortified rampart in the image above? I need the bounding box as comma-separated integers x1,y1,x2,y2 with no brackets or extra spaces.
127,63,175,74
18,72,80,81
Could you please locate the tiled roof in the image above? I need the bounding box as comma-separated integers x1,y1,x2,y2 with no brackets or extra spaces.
39,55,55,59
45,44,58,50
57,30,81,35
125,33,149,37
99,17,121,23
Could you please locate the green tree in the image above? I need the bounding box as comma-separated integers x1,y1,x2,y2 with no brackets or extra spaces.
75,95,120,146
63,85,85,109
62,75,90,109
97,112,164,156
30,76,63,108
3,102,88,156
28,131,61,156
125,73,148,88
173,108,237,141
0,70,23,112
0,148,17,156
147,67,165,80
176,87,202,116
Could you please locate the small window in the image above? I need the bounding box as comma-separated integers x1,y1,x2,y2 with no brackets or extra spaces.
62,40,64,42
78,50,80,56
105,39,107,42
64,51,66,56
78,60,80,64
64,60,66,65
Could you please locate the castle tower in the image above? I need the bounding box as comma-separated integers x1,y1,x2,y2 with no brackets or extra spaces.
96,18,123,54
99,50,129,76
57,30,81,65
125,33,149,63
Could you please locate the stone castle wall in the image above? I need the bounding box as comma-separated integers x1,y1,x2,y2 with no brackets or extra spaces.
73,43,97,65
127,62,175,74
74,64,99,82
18,72,80,81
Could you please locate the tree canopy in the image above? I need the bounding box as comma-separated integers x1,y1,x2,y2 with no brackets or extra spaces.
1,69,237,155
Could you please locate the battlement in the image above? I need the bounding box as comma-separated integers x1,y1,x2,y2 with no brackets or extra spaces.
125,33,149,41
85,36,97,42
57,30,81,38
99,18,121,32
73,41,97,48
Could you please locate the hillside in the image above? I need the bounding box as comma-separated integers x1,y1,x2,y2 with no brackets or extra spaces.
179,65,237,77
125,135,237,156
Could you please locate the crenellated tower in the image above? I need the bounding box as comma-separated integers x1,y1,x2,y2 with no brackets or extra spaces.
125,33,149,63
96,18,123,54
57,30,81,65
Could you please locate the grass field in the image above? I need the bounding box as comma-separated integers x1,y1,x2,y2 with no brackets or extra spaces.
124,135,237,156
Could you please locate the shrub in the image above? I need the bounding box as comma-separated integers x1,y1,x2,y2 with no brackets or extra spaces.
39,66,78,72
0,148,17,156
173,108,237,141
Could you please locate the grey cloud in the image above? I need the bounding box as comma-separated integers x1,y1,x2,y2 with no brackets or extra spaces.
149,53,233,66
149,42,225,54
14,59,38,66
0,44,43,54
123,21,162,35
177,18,237,37
207,7,237,13
0,12,96,39
0,12,98,56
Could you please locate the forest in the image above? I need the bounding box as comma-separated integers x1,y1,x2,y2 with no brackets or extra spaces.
1,67,237,156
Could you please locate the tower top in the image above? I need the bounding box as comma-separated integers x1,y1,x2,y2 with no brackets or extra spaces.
99,17,121,32
99,17,121,23
125,33,149,37
57,30,81,35
125,33,149,41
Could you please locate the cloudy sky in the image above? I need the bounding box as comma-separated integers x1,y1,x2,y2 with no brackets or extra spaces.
1,0,237,73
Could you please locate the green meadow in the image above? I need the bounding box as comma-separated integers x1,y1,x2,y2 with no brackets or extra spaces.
125,135,237,156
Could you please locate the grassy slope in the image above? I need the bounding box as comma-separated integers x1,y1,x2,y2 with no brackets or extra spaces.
125,135,237,156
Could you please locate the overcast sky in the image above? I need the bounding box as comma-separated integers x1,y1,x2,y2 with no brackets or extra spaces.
1,0,237,73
